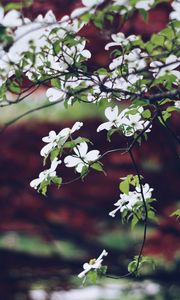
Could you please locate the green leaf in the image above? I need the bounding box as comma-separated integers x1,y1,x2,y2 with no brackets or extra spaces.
4,0,33,11
98,265,107,276
63,137,90,149
53,41,61,54
87,270,97,284
97,68,109,75
139,9,148,22
50,148,60,161
131,215,139,229
91,162,104,172
80,12,91,23
51,176,62,187
51,78,61,89
148,210,158,222
142,109,151,119
8,81,21,94
81,165,89,179
151,34,165,46
39,181,48,196
119,180,129,195
170,209,180,219
128,260,137,273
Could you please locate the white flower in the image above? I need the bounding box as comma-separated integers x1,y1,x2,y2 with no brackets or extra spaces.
82,0,104,7
97,106,121,132
71,0,104,18
135,0,155,10
64,142,100,173
40,122,83,157
170,1,180,21
78,249,108,278
109,183,153,217
0,7,22,27
46,88,66,102
112,74,143,99
30,158,61,190
109,56,123,70
150,55,180,78
135,183,153,200
97,106,151,136
175,100,180,109
109,48,147,71
112,0,132,15
105,32,137,50
120,113,144,136
109,192,138,217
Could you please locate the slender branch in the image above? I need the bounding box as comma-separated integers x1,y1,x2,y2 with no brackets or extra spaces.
0,98,64,133
129,149,148,274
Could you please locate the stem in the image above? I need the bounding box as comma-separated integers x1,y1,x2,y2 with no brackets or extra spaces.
129,149,148,274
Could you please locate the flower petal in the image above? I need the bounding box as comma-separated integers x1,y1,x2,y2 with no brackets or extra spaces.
64,155,81,167
71,121,83,134
97,121,113,132
76,162,86,173
40,143,55,157
105,106,119,121
74,142,88,157
46,88,65,102
86,150,100,162
2,10,22,27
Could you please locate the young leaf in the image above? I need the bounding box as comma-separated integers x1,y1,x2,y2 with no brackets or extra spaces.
119,179,129,195
91,162,104,172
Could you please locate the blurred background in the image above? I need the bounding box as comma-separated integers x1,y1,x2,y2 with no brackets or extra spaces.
0,0,180,299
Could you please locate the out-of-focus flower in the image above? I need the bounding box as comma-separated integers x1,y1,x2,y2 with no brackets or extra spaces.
78,249,108,278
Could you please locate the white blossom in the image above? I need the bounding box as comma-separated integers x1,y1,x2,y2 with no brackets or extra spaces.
105,32,137,50
109,48,147,71
97,106,121,132
97,106,151,136
150,54,180,81
71,0,104,18
78,249,108,278
64,142,100,173
46,77,86,103
46,88,66,102
30,158,61,190
174,100,180,109
112,74,144,99
135,0,155,10
82,0,104,7
40,122,83,157
170,0,180,21
112,0,132,15
0,7,22,27
109,183,153,217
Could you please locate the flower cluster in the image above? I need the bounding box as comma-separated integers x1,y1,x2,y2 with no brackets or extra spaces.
105,32,137,50
30,122,101,192
170,0,180,21
30,158,61,191
97,106,151,137
109,183,153,218
112,0,156,16
2,0,177,283
40,122,83,158
150,54,180,83
109,48,147,72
